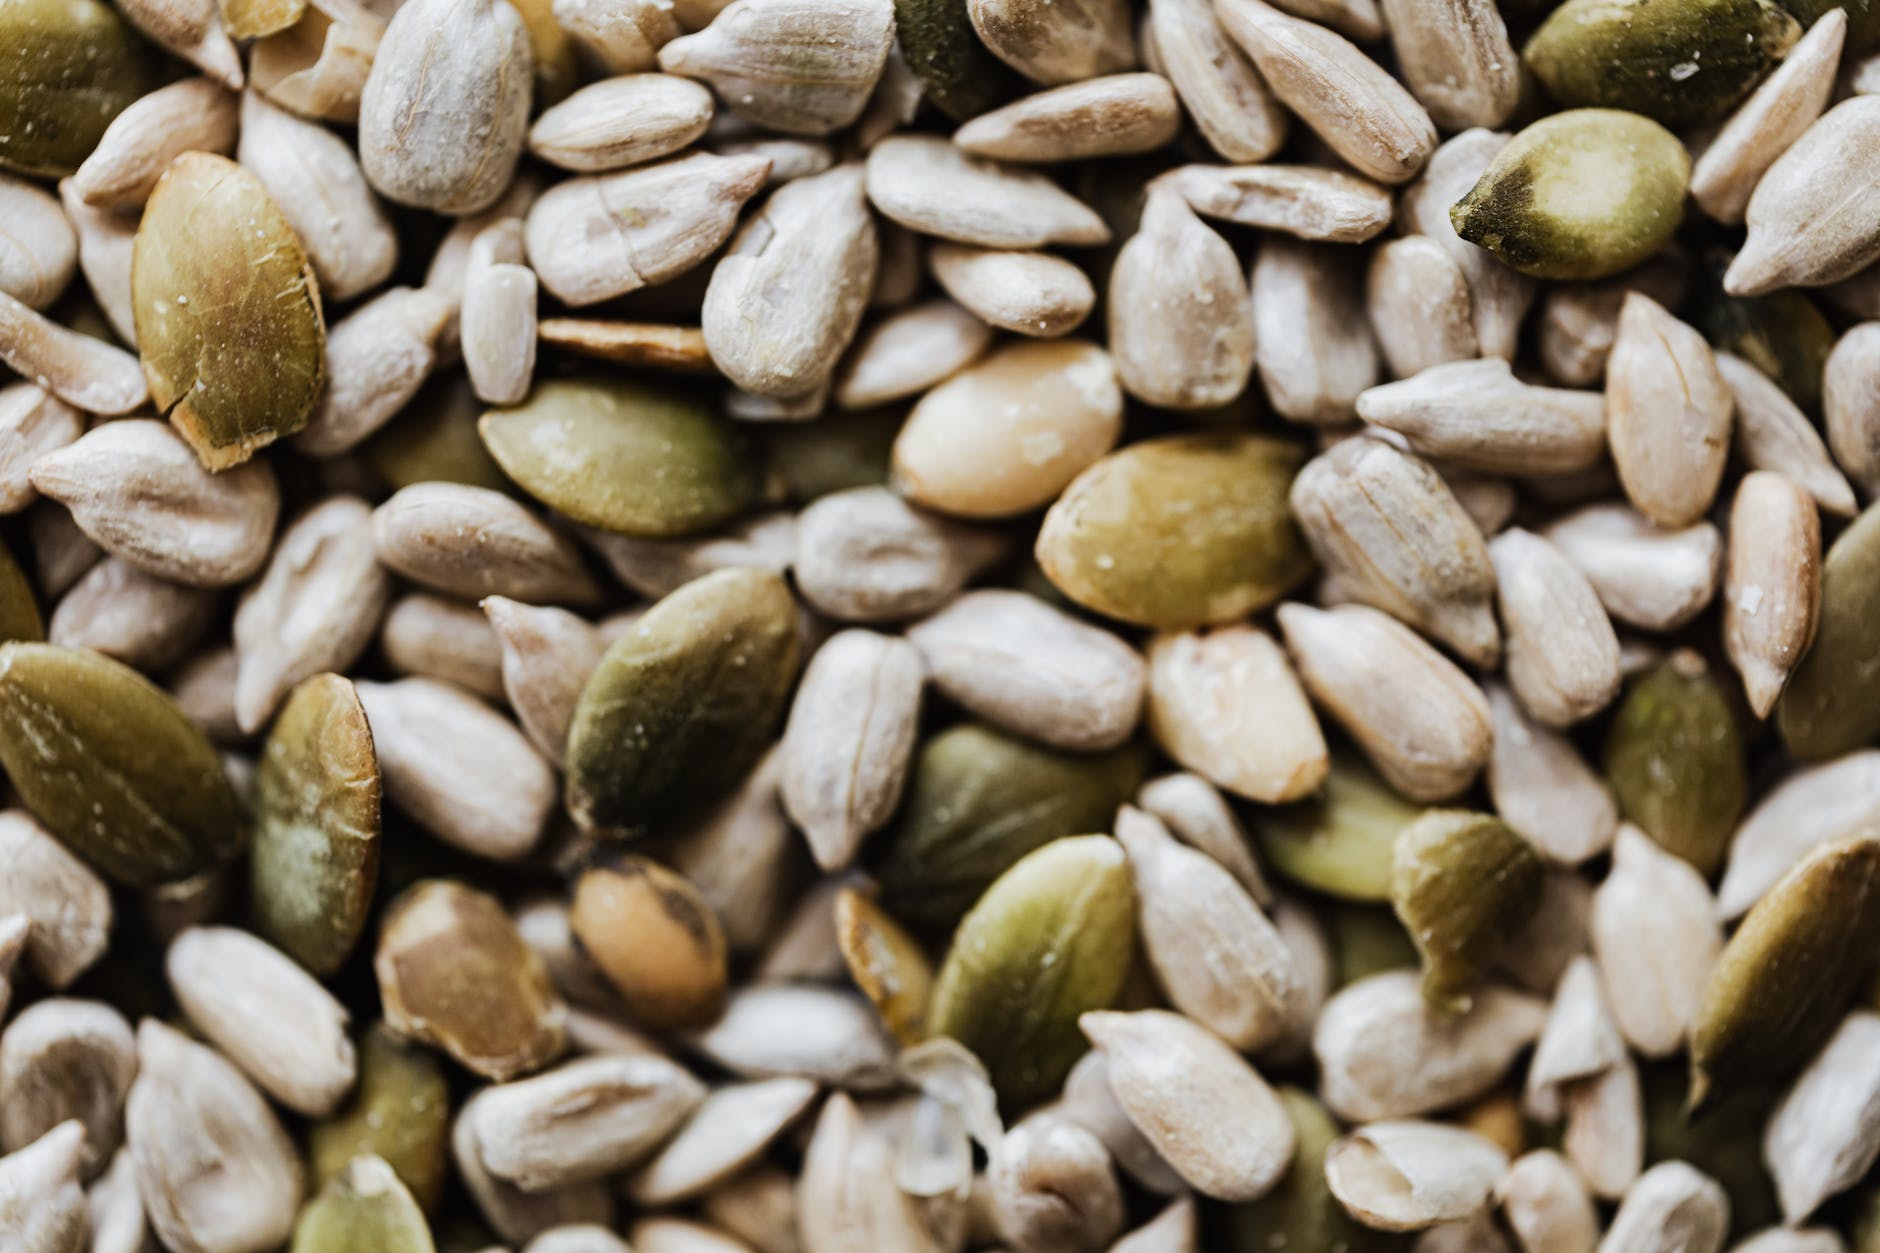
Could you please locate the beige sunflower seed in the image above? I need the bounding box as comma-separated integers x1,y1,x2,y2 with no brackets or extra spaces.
1058,1051,1187,1196
524,152,771,306
1542,503,1723,633
358,0,531,212
910,589,1143,753
1485,683,1618,866
0,1000,134,1179
232,496,389,733
688,984,895,1089
1605,293,1733,528
864,136,1110,248
658,0,893,135
1691,10,1845,225
460,223,538,407
1381,0,1517,129
1167,163,1391,242
527,1225,636,1253
452,1104,613,1245
1561,1054,1642,1201
356,678,553,860
1497,1150,1600,1253
1110,1198,1197,1253
1398,129,1534,360
0,177,74,314
1364,237,1478,380
49,557,217,673
1137,779,1271,909
467,1054,706,1192
0,1121,87,1253
0,386,78,515
703,164,878,399
1535,259,1688,388
666,750,794,955
0,812,109,989
1117,806,1304,1051
1719,752,1880,919
1325,1121,1509,1232
294,287,453,457
1724,471,1822,718
1358,359,1606,477
30,420,277,587
1289,435,1500,666
56,185,138,348
1590,825,1721,1058
987,1114,1125,1253
1526,956,1625,1114
373,483,603,606
528,73,714,172
0,290,146,416
627,1078,817,1205
382,593,505,697
709,132,835,185
1490,529,1621,728
1314,971,1546,1122
1727,98,1880,295
966,0,1132,84
166,926,354,1116
1144,625,1325,804
1146,0,1286,162
1826,322,1880,497
752,876,845,985
891,339,1122,518
127,1020,303,1253
1764,1011,1880,1224
1080,1009,1296,1202
796,1092,946,1253
834,300,992,409
929,244,1094,340
539,318,712,373
1599,1162,1729,1253
27,505,102,602
85,1147,147,1253
247,0,386,123
1716,351,1858,517
553,0,680,71
1729,1231,1845,1253
1109,187,1255,409
1278,602,1494,802
69,78,235,211
1216,0,1436,184
114,0,242,88
482,597,603,766
1250,239,1379,426
954,73,1179,162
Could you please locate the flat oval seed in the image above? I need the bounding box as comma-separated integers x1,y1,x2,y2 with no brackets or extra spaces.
309,1026,451,1211
928,244,1095,339
865,136,1110,248
1109,187,1255,410
1391,811,1543,1015
1603,651,1746,877
527,73,715,172
372,483,605,606
0,175,77,310
657,0,894,135
1728,97,1880,295
132,151,325,470
1147,0,1287,163
1356,358,1606,477
570,855,728,1029
1145,625,1325,804
290,1155,432,1253
953,73,1180,162
481,377,756,538
1605,292,1732,529
1724,471,1822,719
250,673,380,976
0,0,151,177
1590,825,1721,1058
566,569,799,836
0,643,240,887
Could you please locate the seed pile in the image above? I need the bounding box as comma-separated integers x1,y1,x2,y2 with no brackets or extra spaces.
7,0,1880,1248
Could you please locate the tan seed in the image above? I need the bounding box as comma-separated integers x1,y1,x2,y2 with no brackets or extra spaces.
966,0,1133,84
373,483,604,606
460,222,538,407
1357,359,1606,477
49,557,218,674
1399,128,1536,360
864,136,1110,249
0,812,109,988
955,73,1180,162
0,1121,88,1253
1542,503,1723,633
483,597,604,766
0,1000,135,1179
295,287,453,457
1605,293,1733,529
527,73,715,172
571,855,729,1030
1324,1121,1509,1232
834,299,992,408
0,177,73,314
1109,187,1255,409
1484,683,1618,866
1145,0,1287,162
1491,528,1621,727
553,0,680,71
0,289,146,417
793,486,1006,622
1718,751,1880,919
987,1114,1126,1253
1727,97,1880,295
627,1077,817,1205
1145,625,1326,803
114,0,243,88
1598,1162,1729,1253
1724,471,1822,718
1251,239,1378,426
657,0,894,135
1166,162,1392,242
1364,237,1479,380
247,0,388,123
382,592,506,698
51,185,137,347
1589,826,1721,1058
929,243,1094,340
1716,351,1858,517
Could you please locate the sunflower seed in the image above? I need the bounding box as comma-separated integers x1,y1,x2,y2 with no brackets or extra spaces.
1604,292,1733,528
928,244,1093,340
796,1092,946,1253
1057,1051,1187,1196
1250,239,1378,426
1485,683,1619,866
985,1114,1124,1253
864,137,1110,248
0,1121,87,1253
374,483,603,606
0,387,78,516
628,1078,818,1205
246,0,386,122
1364,238,1478,380
1491,528,1621,727
553,0,680,71
1716,351,1858,517
295,287,453,457
1825,322,1880,497
85,1147,148,1253
1167,163,1391,242
1526,955,1626,1114
967,0,1133,84
833,299,992,408
113,0,241,89
1109,187,1254,408
1358,359,1606,477
528,74,715,172
0,176,75,312
0,812,109,988
1380,0,1517,129
0,1000,135,1179
0,289,146,416
1536,260,1688,388
49,557,214,674
1723,471,1821,718
1146,0,1287,161
688,984,895,1089
1542,503,1723,633
451,1100,612,1244
1597,1161,1729,1253
1589,825,1722,1058
1325,1120,1508,1232
1497,1149,1600,1253
955,74,1178,162
1719,751,1880,919
1727,98,1880,295
658,0,893,135
481,597,603,765
1764,1011,1880,1224
381,592,504,697
1144,625,1325,803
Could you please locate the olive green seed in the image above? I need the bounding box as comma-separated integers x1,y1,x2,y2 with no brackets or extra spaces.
0,0,151,177
1391,810,1544,1015
291,1155,435,1253
1603,651,1746,878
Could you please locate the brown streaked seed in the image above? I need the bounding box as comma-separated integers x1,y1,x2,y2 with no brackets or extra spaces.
1604,292,1733,529
571,855,729,1030
539,319,714,373
1146,0,1288,163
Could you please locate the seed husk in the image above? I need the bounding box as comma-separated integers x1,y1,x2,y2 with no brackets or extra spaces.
0,642,241,887
657,0,894,135
1145,0,1287,163
309,1025,451,1212
566,569,798,837
1590,825,1722,1058
873,723,1146,930
0,0,151,178
930,835,1134,1105
1523,0,1800,126
0,1121,89,1253
250,673,379,976
480,377,756,538
0,812,109,988
1727,97,1880,295
1605,292,1733,529
864,136,1110,248
1603,651,1746,877
1691,836,1880,1111
377,880,568,1081
128,1019,304,1253
1325,1120,1509,1232
291,1155,433,1253
1391,810,1544,1015
792,486,1004,623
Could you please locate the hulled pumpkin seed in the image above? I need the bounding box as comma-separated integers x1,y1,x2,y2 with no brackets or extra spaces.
132,152,326,471
309,1025,451,1212
0,0,151,178
1391,810,1544,1015
1604,651,1746,877
894,0,1022,119
1253,755,1423,902
291,1155,434,1253
569,854,728,1029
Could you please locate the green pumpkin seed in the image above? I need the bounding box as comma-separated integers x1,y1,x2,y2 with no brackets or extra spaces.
894,0,1022,120
565,568,799,837
756,407,899,504
874,722,1147,930
1603,651,1746,877
1449,109,1690,281
250,673,380,977
0,0,151,177
1253,755,1425,903
1523,0,1801,126
310,1025,452,1213
1391,811,1544,1015
1326,903,1421,988
132,151,326,471
362,375,512,493
1690,836,1880,1111
1779,502,1880,759
929,834,1135,1106
1781,0,1880,49
479,377,757,538
0,642,241,886
1212,1086,1399,1253
1700,285,1835,414
1035,431,1313,629
0,535,42,643
291,1155,434,1253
